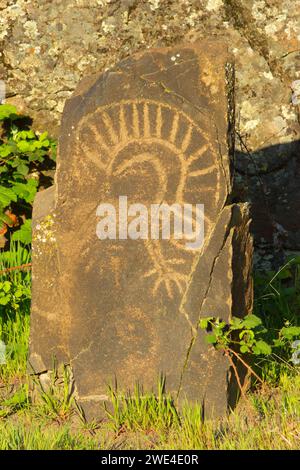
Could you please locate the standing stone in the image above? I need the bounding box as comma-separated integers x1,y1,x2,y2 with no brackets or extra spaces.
29,40,253,418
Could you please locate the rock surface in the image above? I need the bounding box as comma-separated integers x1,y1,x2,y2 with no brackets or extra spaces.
29,186,68,373
29,42,253,418
1,0,299,265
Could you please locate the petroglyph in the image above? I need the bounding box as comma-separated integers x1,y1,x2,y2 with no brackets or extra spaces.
76,100,220,299
29,42,253,420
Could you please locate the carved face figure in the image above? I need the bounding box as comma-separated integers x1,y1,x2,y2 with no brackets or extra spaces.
74,99,223,299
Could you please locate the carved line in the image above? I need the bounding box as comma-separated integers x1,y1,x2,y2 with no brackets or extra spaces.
76,99,224,299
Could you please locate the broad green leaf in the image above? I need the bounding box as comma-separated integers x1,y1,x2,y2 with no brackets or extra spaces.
10,183,30,200
11,180,37,203
280,326,300,340
242,314,262,329
17,140,34,152
0,186,17,206
16,162,29,175
15,130,35,140
0,143,15,157
0,165,8,174
199,318,209,329
39,131,48,141
34,139,50,149
253,340,272,356
14,288,24,298
0,104,17,120
0,294,11,305
206,334,217,344
12,219,32,244
199,317,214,329
240,344,250,353
230,317,243,330
2,281,11,293
26,178,38,188
10,157,21,168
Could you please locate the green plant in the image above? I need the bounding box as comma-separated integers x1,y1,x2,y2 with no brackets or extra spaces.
0,103,56,243
106,377,180,433
0,240,31,318
0,419,100,450
199,314,300,386
199,258,300,389
0,240,31,382
0,384,30,418
0,308,30,383
0,280,30,312
32,362,75,422
253,257,300,380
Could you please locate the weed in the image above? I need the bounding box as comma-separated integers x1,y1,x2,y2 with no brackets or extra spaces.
32,362,75,422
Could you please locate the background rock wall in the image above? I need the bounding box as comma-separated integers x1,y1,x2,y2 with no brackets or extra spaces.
1,0,300,268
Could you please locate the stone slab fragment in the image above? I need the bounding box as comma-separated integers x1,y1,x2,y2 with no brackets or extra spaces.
29,185,68,373
29,41,252,419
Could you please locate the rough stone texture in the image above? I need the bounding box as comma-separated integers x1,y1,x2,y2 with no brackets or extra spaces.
181,203,252,414
29,185,68,373
1,0,299,268
29,42,253,418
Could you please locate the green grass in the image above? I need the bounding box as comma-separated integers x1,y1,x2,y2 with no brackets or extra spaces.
0,310,29,383
0,241,31,384
253,257,300,382
0,243,299,449
0,374,299,449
